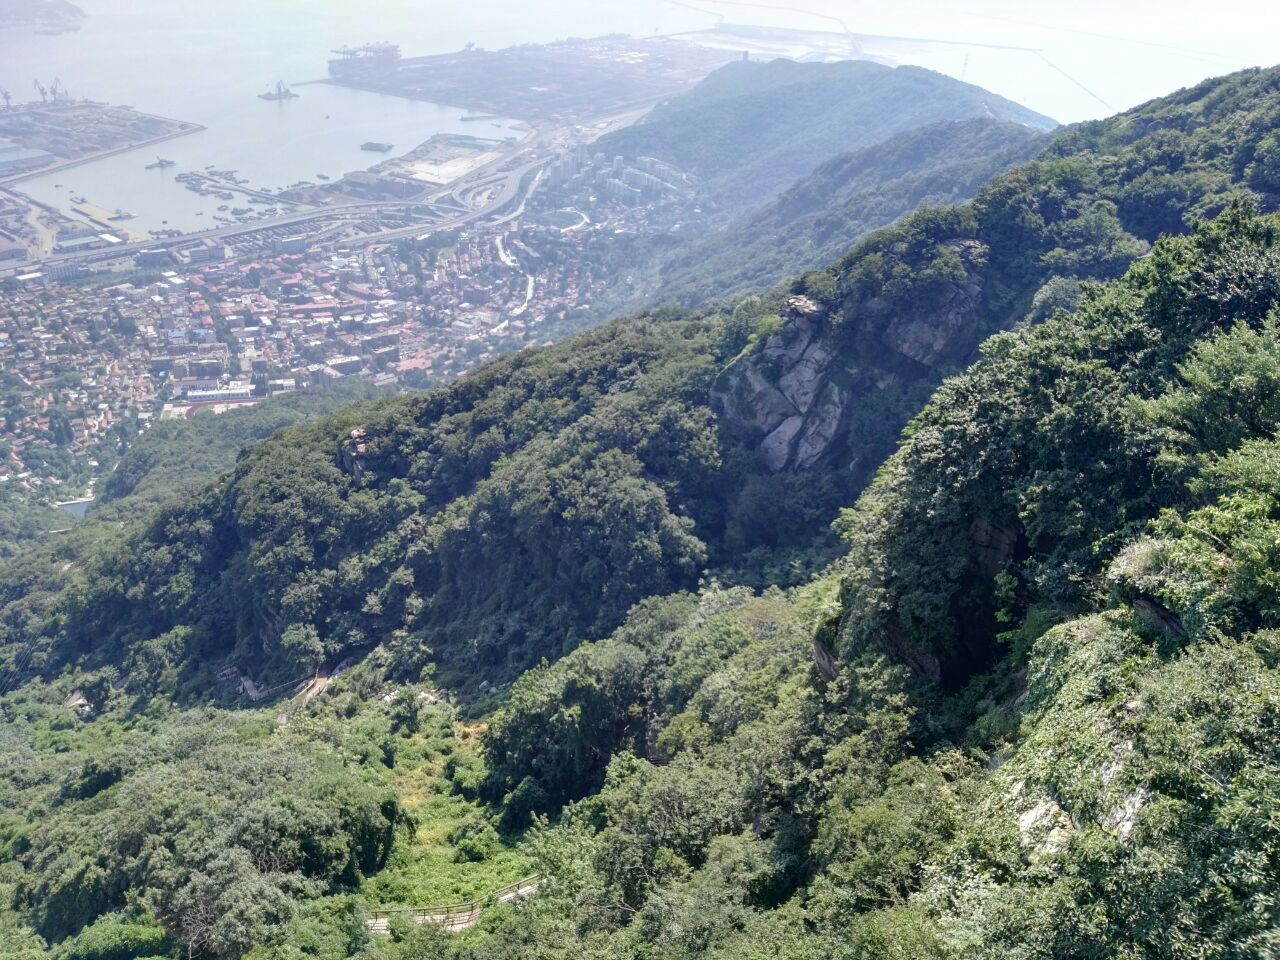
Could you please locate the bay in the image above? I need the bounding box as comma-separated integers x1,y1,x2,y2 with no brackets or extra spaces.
0,0,706,233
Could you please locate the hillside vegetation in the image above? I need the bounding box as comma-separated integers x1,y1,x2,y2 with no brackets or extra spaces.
625,118,1046,309
596,58,1055,220
1,64,1280,960
373,200,1280,960
22,66,1280,701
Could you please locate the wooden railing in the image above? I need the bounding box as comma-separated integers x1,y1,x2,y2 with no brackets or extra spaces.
366,874,544,933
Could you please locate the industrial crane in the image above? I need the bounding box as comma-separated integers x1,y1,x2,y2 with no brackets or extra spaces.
33,80,48,103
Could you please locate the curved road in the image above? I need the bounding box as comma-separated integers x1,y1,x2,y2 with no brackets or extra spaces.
14,154,550,273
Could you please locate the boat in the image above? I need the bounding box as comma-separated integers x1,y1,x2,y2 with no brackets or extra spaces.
259,81,299,101
317,173,330,180
361,141,394,153
145,157,175,170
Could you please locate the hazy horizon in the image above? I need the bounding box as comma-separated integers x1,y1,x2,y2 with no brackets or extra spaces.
674,0,1280,123
5,0,1278,125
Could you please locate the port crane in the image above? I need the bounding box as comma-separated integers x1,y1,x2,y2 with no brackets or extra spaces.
30,79,69,104
0,88,11,110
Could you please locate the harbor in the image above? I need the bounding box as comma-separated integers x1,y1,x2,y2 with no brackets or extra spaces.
69,198,147,241
0,101,206,186
9,85,524,235
0,0,700,239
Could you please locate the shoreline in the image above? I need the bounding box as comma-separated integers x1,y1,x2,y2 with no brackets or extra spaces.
0,109,207,188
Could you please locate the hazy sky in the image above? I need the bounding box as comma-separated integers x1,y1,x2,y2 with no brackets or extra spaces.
7,1,1278,126
653,0,1280,122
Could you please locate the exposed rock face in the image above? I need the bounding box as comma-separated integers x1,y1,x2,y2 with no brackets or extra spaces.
339,427,371,484
1102,787,1150,840
812,634,839,680
1016,793,1077,858
712,296,845,472
760,416,804,471
711,252,986,473
1131,596,1187,639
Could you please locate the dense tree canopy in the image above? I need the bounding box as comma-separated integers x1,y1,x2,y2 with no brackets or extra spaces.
3,62,1280,960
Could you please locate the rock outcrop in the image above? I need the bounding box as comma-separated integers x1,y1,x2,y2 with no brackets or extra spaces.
712,296,843,472
339,427,371,484
711,247,986,473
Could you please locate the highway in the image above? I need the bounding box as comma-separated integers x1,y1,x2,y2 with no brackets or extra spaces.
8,154,551,275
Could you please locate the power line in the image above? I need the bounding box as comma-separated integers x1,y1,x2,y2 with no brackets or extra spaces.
955,11,1237,66
1034,51,1113,111
0,643,36,698
661,0,1220,116
663,0,726,24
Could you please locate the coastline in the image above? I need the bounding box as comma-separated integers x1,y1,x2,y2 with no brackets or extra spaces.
0,108,206,188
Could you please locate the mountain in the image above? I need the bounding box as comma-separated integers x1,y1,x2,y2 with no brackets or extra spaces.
2,64,1280,960
474,197,1280,960
712,65,1280,477
604,117,1047,313
595,58,1057,220
10,65,1280,694
0,0,82,29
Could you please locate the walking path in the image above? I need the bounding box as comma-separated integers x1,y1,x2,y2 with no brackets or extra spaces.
366,875,544,934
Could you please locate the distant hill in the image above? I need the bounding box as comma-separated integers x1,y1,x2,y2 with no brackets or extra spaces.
595,57,1057,220
0,0,83,29
610,117,1048,311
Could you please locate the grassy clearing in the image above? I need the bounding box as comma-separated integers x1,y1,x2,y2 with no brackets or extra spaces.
360,709,532,909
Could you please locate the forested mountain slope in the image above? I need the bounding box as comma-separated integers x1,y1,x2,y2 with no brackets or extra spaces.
453,202,1280,960
1,65,1280,960
6,66,1280,703
595,58,1055,220
9,195,1277,960
599,117,1046,314
713,65,1280,477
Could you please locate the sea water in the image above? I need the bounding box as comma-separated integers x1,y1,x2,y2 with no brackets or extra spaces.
0,0,706,233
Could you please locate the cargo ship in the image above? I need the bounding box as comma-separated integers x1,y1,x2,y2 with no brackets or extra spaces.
259,81,299,101
361,141,394,153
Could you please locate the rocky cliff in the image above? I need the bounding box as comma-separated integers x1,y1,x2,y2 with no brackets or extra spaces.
712,239,988,474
